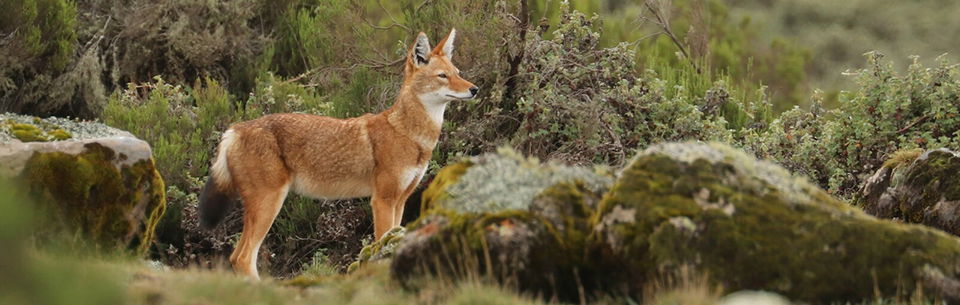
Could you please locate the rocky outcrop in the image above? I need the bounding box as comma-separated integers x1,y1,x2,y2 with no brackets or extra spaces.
391,148,615,301
389,143,960,304
854,148,960,236
600,142,960,303
0,113,166,255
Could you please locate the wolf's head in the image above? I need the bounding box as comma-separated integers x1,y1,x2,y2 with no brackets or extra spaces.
403,29,478,105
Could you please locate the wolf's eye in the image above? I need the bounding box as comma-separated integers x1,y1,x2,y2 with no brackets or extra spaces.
437,73,447,79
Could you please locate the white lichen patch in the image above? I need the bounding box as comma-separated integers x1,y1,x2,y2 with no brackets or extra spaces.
667,216,697,234
596,205,636,230
918,264,960,300
442,147,614,214
596,204,636,250
917,148,960,161
635,142,825,207
693,188,735,216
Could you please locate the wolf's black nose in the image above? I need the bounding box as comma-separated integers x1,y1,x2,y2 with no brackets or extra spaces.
469,86,479,96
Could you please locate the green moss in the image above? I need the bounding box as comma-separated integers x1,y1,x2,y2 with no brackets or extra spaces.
882,148,924,169
282,273,336,288
11,123,48,142
599,142,960,303
47,128,72,140
5,120,74,142
397,144,960,303
18,143,166,255
348,227,406,273
11,123,41,132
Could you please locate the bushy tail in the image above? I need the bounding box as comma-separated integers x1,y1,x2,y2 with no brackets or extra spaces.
198,175,235,230
199,129,238,230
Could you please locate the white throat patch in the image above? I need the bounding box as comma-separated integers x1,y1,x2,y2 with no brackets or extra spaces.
417,92,451,127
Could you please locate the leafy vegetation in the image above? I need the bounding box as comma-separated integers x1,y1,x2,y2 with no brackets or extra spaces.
745,53,960,197
0,0,79,115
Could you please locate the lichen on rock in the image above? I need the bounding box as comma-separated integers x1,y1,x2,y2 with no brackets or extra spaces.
1,113,130,143
600,142,960,303
390,142,960,303
420,147,613,214
1,114,165,255
855,148,960,236
392,148,615,301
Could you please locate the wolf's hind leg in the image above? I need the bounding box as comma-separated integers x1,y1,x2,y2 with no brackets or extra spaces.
230,183,289,280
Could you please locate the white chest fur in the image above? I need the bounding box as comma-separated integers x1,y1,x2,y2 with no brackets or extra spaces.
398,163,429,190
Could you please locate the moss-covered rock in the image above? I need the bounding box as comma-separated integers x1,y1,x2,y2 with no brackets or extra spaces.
391,148,615,301
854,148,960,236
600,142,960,303
348,227,406,273
0,116,165,255
391,143,960,303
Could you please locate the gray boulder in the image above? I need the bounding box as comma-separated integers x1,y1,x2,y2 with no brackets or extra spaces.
854,148,960,235
0,113,166,254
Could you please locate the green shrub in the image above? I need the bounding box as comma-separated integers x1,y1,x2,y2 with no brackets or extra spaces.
267,1,347,77
107,0,265,87
0,0,83,116
0,0,76,72
102,77,237,260
103,77,232,186
745,53,960,197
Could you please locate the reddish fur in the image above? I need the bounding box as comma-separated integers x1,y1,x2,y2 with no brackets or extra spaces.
206,29,476,279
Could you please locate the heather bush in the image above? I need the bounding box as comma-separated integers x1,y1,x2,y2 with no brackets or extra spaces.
266,1,350,77
746,53,960,197
439,3,747,167
105,0,265,87
0,0,86,116
103,77,233,186
3,0,273,118
103,77,241,266
0,0,76,72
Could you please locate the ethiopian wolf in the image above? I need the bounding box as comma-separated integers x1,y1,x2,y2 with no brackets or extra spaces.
198,29,477,280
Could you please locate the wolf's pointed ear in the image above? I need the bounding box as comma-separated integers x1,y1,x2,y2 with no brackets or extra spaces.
410,32,431,67
433,28,456,58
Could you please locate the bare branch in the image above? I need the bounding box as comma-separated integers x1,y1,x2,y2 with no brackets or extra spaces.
360,0,411,32
897,115,929,134
642,0,702,73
